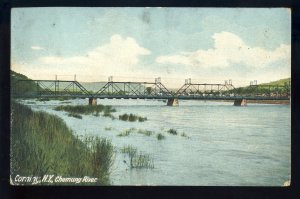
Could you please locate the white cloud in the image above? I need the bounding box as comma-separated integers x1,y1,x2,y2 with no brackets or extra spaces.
31,46,44,50
156,31,291,69
38,34,151,76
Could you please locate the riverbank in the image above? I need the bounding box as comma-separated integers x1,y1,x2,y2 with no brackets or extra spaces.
247,100,290,105
10,101,114,185
215,100,290,105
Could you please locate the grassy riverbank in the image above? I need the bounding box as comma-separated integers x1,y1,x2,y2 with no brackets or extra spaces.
11,102,114,185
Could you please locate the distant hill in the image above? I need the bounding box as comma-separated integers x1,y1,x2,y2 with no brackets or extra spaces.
11,70,40,95
260,78,291,86
11,70,32,81
232,77,291,95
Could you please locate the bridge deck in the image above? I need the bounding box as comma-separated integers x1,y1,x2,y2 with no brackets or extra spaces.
12,94,290,101
13,79,290,101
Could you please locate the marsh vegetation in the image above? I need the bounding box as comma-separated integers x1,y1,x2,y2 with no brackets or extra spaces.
118,113,147,122
167,128,178,135
54,104,116,119
120,145,154,169
11,102,115,185
156,133,165,140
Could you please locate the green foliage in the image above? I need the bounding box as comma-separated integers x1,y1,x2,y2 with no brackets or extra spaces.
37,97,73,102
181,132,191,139
231,78,291,96
120,145,137,155
260,78,291,86
11,102,114,185
137,129,154,136
54,105,116,119
11,70,41,95
68,113,82,119
120,145,154,169
157,133,165,140
138,117,147,122
119,113,129,121
119,113,147,122
167,129,178,135
117,130,132,137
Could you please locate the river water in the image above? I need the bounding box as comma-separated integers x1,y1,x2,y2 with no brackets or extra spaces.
19,98,290,186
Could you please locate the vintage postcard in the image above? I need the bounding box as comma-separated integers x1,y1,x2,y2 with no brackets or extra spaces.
10,7,291,186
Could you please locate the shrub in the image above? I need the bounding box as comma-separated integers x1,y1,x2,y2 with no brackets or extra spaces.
119,113,129,121
138,117,147,122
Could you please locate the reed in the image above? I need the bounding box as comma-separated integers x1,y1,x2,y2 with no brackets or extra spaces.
120,145,154,169
117,130,131,137
11,102,114,185
68,113,82,119
137,129,154,136
54,104,116,119
119,113,147,122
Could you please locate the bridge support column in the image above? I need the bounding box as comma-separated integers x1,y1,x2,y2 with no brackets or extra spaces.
234,99,247,106
89,98,97,106
167,98,179,106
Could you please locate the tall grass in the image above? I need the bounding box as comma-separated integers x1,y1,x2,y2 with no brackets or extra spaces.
119,113,147,122
11,102,115,185
137,129,154,136
117,131,131,137
68,113,82,119
117,129,135,137
54,104,116,119
120,145,154,169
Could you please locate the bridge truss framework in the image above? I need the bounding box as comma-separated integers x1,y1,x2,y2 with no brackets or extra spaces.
12,78,290,103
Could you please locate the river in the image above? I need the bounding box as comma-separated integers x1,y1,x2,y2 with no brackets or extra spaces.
18,98,291,186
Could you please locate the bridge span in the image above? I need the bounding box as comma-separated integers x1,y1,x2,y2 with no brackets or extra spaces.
12,78,290,106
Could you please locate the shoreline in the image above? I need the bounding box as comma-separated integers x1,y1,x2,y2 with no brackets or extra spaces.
215,100,290,105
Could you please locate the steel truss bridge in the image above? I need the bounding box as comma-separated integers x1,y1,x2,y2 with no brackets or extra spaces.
12,78,290,105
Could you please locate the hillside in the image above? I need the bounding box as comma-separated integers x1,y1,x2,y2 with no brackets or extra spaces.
260,78,291,86
11,70,40,95
11,70,32,81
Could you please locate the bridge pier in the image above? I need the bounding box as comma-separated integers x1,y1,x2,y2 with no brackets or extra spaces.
234,99,247,106
88,98,97,106
167,98,179,106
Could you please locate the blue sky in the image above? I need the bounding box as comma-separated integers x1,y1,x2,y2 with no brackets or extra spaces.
11,8,291,87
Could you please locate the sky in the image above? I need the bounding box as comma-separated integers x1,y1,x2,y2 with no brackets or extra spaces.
11,7,291,88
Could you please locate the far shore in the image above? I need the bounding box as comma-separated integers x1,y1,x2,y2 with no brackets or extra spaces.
216,100,290,105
